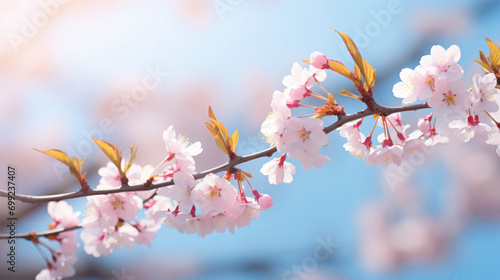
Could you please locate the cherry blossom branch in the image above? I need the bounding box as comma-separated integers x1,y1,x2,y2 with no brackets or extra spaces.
0,102,429,205
0,225,81,240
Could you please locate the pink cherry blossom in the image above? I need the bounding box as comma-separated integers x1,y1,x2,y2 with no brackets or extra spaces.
427,78,470,117
182,213,215,237
393,68,417,104
163,125,203,162
192,173,238,213
402,131,426,158
471,73,499,115
97,161,143,189
282,117,331,170
282,62,326,89
81,223,138,257
57,231,79,255
260,153,296,184
345,138,372,160
145,195,175,222
133,219,161,248
99,193,143,224
228,197,261,229
367,144,404,167
310,51,329,69
420,45,463,80
424,132,449,147
261,90,291,152
339,119,364,141
340,120,372,160
157,171,199,213
157,210,189,234
449,114,491,142
204,211,235,234
411,65,439,100
36,253,78,280
47,201,81,228
83,192,142,230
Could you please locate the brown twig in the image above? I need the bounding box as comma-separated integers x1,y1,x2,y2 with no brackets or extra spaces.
0,102,430,205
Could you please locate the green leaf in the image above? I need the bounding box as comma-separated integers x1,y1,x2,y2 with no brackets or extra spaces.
473,60,492,72
339,89,362,100
231,129,239,150
486,38,500,70
91,136,122,172
123,145,137,174
327,60,353,81
33,149,74,170
208,105,217,122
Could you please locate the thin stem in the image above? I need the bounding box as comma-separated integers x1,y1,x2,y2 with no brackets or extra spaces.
0,225,82,240
310,91,329,102
314,76,331,96
369,117,379,137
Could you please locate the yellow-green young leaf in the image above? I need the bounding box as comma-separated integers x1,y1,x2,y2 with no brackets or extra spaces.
473,60,493,73
78,157,87,174
124,145,138,174
208,105,217,122
303,59,311,64
373,114,380,119
339,89,362,100
333,29,365,79
486,38,500,69
353,64,362,87
71,156,87,175
235,172,245,182
327,60,353,81
205,122,219,138
91,136,122,169
231,129,239,150
242,170,253,178
479,50,489,65
362,59,375,89
33,148,75,170
226,135,233,151
312,112,327,119
214,135,229,155
211,119,230,142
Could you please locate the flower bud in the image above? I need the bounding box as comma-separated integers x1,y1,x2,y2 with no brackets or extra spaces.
310,51,329,69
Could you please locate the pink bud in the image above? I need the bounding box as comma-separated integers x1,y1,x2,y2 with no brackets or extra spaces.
418,114,432,133
257,194,273,210
310,51,329,69
288,85,311,101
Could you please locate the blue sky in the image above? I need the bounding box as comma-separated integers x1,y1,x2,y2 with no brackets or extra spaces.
4,0,500,279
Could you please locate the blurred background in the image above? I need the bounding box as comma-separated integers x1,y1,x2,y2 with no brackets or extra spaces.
1,0,500,279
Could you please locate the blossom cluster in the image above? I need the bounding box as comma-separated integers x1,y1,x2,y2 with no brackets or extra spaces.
26,34,500,279
36,202,80,279
391,45,499,152
260,54,333,184
36,125,272,279
259,43,499,185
